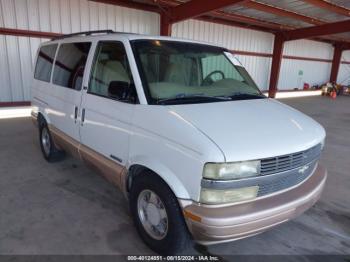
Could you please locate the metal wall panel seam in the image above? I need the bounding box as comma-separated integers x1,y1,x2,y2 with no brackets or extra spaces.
13,1,25,100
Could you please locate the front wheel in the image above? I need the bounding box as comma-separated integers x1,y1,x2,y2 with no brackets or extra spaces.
39,122,64,162
129,171,192,255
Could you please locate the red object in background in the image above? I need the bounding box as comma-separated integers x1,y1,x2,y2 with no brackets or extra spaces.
331,91,337,99
303,83,310,90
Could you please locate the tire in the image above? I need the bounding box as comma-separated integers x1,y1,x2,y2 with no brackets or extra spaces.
129,171,192,255
39,121,64,162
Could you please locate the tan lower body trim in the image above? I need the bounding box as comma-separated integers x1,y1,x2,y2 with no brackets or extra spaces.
49,125,126,193
49,125,80,159
79,143,125,190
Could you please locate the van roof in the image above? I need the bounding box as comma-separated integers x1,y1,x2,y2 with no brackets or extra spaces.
51,30,132,40
46,30,226,49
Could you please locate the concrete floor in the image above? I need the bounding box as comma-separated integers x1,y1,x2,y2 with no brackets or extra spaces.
0,96,349,258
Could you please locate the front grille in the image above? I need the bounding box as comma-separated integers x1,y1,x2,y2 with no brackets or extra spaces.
201,143,323,198
257,160,318,197
260,143,322,175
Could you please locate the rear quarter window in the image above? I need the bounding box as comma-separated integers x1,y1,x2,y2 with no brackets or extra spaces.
52,42,91,90
34,44,58,82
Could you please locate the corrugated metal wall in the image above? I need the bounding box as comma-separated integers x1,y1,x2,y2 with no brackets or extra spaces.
0,1,343,102
338,51,350,85
172,19,273,90
172,19,335,91
0,0,159,103
280,40,333,89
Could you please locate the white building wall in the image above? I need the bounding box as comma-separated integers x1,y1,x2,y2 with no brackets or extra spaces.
0,0,160,102
283,39,333,59
172,19,273,90
279,40,333,89
279,59,332,90
0,2,340,102
337,50,350,85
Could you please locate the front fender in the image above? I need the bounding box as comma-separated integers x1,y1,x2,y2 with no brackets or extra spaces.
127,155,191,200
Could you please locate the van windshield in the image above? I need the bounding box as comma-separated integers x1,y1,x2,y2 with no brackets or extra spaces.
131,40,265,105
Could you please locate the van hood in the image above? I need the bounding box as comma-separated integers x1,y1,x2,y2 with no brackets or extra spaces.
169,98,326,162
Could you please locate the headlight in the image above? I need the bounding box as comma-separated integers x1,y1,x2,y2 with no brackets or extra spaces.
200,186,259,204
203,160,260,180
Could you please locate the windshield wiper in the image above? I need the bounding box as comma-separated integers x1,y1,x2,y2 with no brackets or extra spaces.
157,95,231,105
229,93,266,100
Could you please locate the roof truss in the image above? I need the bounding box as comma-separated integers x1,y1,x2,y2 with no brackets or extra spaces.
241,1,325,26
167,0,250,23
283,19,350,41
90,0,350,44
302,0,350,17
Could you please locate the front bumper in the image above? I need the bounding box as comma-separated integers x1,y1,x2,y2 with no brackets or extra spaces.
183,164,327,245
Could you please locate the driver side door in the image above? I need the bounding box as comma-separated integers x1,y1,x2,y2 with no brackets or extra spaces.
79,41,137,183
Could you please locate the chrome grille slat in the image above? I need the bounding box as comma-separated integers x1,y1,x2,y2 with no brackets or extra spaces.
260,144,322,176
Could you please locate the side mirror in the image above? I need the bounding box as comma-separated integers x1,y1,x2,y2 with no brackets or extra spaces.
108,81,135,102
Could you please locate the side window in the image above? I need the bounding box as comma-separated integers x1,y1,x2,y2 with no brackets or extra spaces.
34,44,58,82
201,55,243,82
52,42,91,90
89,41,136,103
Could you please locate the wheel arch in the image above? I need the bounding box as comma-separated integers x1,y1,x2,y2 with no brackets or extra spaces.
36,109,51,127
37,112,46,127
126,157,191,200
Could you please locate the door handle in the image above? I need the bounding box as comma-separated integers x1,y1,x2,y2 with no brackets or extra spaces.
81,108,85,126
110,154,123,163
74,106,78,123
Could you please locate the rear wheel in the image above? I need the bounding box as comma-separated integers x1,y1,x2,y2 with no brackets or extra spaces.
129,171,192,255
39,121,64,162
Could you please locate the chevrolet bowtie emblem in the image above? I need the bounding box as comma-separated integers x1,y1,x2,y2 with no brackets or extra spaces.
298,165,310,174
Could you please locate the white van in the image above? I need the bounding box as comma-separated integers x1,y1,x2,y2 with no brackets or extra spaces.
31,30,327,254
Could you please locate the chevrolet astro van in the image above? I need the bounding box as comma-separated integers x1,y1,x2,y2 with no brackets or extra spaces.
31,30,327,254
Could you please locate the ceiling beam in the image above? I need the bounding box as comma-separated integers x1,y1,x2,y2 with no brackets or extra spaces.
199,12,349,43
159,0,293,30
199,10,350,43
209,10,292,31
158,0,350,43
197,16,275,32
168,0,249,24
302,0,350,17
333,42,350,50
242,1,325,25
0,27,61,38
91,0,350,44
283,19,350,41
